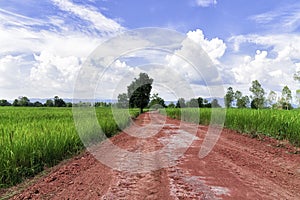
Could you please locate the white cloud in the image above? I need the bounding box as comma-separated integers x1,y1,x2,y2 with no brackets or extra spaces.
195,0,217,7
0,55,24,88
226,33,300,98
165,29,226,85
0,8,44,28
0,1,124,99
0,55,34,99
249,4,300,33
162,29,226,98
30,51,81,92
187,29,226,63
51,0,123,33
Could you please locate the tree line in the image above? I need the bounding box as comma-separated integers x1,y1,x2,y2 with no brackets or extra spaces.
2,72,298,110
0,96,72,107
0,96,115,108
225,80,295,110
116,72,221,111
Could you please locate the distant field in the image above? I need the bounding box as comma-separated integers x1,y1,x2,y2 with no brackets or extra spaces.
164,108,300,147
0,107,139,188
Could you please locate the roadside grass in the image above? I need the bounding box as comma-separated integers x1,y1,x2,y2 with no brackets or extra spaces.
164,108,300,147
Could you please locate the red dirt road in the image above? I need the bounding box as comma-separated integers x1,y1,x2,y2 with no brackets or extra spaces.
6,112,300,199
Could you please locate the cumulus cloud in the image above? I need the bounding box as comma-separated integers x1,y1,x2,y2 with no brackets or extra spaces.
187,29,226,63
30,51,81,89
226,33,300,99
165,29,226,84
0,55,33,99
195,0,217,7
162,29,226,98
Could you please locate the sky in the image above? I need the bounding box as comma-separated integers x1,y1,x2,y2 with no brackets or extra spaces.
1,0,300,103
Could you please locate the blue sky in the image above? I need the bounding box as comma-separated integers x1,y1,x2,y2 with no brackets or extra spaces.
0,0,300,103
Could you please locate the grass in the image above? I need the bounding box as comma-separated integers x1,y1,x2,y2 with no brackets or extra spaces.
0,107,139,188
164,108,300,146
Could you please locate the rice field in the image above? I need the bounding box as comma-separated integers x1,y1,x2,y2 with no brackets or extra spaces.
164,108,300,147
0,107,139,188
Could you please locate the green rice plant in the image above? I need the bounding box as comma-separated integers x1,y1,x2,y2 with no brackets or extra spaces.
0,107,139,188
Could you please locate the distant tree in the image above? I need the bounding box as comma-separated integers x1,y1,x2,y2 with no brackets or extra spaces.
233,90,249,108
224,87,235,108
127,73,153,113
294,71,300,82
149,93,166,109
266,91,277,108
234,90,242,108
197,97,204,108
296,89,300,107
66,102,73,107
294,72,300,107
168,102,175,108
54,96,66,107
176,98,186,108
33,101,43,107
18,96,30,106
75,101,91,107
249,80,265,109
211,99,221,108
117,93,129,108
45,99,54,107
12,99,19,106
235,90,242,100
203,99,211,108
0,99,11,106
279,86,292,110
250,99,259,109
187,98,199,108
95,102,111,107
237,96,250,108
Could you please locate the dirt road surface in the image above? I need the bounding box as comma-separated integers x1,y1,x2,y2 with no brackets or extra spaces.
5,112,300,199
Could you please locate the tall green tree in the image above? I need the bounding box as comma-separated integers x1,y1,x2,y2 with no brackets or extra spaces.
249,80,265,109
280,85,292,110
224,87,234,108
234,90,249,108
237,95,250,108
127,73,153,113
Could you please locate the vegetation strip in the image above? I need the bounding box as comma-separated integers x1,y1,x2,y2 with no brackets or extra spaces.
164,108,300,147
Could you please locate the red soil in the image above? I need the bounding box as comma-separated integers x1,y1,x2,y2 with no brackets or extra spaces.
4,112,300,199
